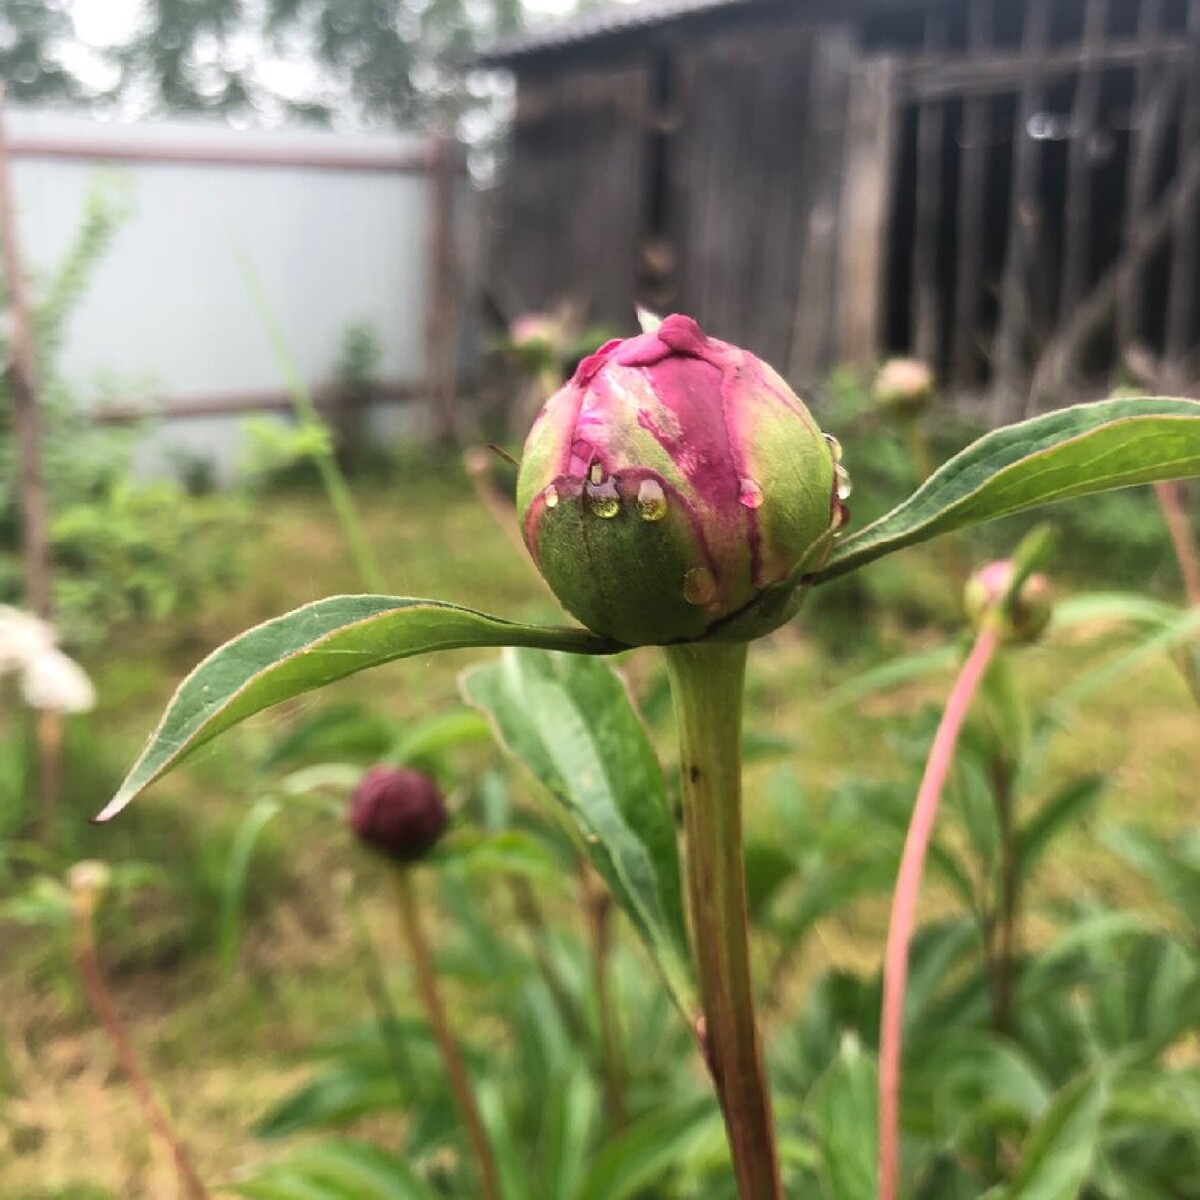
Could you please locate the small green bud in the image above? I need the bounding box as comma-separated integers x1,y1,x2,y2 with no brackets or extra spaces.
517,315,841,645
873,358,935,418
963,560,1053,644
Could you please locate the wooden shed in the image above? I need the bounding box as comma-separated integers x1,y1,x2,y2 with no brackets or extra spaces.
479,0,1200,419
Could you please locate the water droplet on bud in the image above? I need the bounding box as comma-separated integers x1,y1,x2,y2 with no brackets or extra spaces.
635,478,668,521
543,484,559,509
738,478,764,509
683,566,717,606
835,463,853,501
586,475,621,518
824,433,843,463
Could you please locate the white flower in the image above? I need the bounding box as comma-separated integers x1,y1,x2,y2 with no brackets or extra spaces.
0,606,56,675
20,648,96,714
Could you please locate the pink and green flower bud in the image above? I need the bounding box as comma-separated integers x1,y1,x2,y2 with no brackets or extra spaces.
874,358,935,419
964,560,1053,645
516,315,841,645
347,766,449,864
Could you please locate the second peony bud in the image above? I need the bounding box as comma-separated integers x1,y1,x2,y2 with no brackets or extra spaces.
516,315,842,645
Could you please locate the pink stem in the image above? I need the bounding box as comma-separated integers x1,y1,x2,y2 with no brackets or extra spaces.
878,627,1000,1200
1154,481,1200,609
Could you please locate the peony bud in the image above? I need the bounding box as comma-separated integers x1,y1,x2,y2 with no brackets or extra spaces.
963,560,1053,645
347,767,448,864
516,315,842,645
873,358,935,419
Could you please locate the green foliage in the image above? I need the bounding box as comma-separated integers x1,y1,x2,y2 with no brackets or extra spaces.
820,397,1200,581
462,649,696,1016
99,596,618,820
0,176,241,648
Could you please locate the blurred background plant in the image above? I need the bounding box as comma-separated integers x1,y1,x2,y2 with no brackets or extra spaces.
0,176,242,651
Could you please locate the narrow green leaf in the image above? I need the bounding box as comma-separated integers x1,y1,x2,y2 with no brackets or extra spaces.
819,398,1200,580
572,1098,722,1200
1017,776,1106,884
230,1140,438,1200
1005,1072,1108,1200
806,1036,878,1200
219,797,283,975
98,596,617,820
461,649,697,1018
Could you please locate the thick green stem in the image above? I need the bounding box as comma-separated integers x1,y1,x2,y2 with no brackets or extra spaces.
664,642,782,1200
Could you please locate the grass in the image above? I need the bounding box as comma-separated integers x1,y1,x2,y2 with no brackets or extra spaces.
2,461,1198,1196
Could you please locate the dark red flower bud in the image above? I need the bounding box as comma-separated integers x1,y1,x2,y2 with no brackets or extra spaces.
347,767,448,863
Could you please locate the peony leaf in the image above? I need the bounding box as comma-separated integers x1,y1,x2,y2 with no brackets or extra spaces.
461,649,697,1019
819,397,1200,580
98,596,618,820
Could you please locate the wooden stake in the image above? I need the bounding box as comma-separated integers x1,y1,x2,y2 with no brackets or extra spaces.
1165,1,1200,378
912,10,946,367
0,86,62,839
0,87,51,622
952,0,992,388
993,0,1050,418
1117,0,1165,355
425,132,460,445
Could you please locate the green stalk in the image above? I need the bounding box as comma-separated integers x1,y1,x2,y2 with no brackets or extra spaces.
236,247,386,593
663,642,782,1200
391,867,504,1200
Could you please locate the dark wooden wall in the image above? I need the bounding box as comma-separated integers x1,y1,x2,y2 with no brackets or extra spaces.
489,59,650,326
885,0,1200,418
487,0,1200,418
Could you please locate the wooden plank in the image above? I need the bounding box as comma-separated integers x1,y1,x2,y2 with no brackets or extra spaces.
1059,2,1108,334
1117,0,1166,355
952,0,992,387
670,22,818,365
1165,0,1200,381
992,0,1050,417
1031,140,1200,404
911,9,946,365
489,63,648,326
835,55,899,368
787,25,855,384
903,35,1188,100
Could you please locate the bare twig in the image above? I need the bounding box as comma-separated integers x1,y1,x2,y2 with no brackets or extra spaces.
71,870,211,1200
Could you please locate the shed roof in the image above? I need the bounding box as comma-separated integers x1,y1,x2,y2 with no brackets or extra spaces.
477,0,762,66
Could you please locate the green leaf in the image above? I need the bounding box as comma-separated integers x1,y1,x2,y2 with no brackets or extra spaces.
1017,776,1106,884
98,596,617,820
806,1035,878,1200
572,1098,723,1200
819,398,1200,580
1005,1071,1108,1200
219,797,283,975
229,1140,439,1200
462,649,697,1018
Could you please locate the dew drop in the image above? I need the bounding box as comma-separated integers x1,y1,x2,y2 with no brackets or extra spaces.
824,433,843,463
683,566,717,606
543,484,559,509
636,478,668,521
586,478,621,518
835,463,853,501
738,478,764,509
